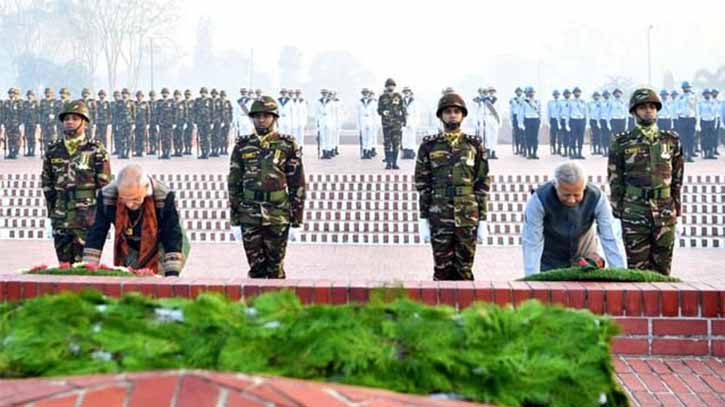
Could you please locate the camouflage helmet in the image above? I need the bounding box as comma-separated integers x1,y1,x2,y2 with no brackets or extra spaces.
173,89,182,96
26,89,35,97
59,100,91,123
210,88,218,95
113,90,121,97
121,88,130,95
220,90,227,97
200,87,208,94
161,87,170,95
44,88,53,95
184,89,192,96
629,88,662,114
384,78,396,87
7,88,14,95
436,93,468,118
249,96,279,118
136,90,144,97
149,90,157,97
81,88,91,97
59,87,70,96
98,89,107,96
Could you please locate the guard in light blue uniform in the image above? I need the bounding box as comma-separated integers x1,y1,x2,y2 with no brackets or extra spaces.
675,81,698,162
599,90,613,155
558,89,572,156
587,91,602,155
609,88,628,139
698,89,719,159
547,90,561,155
509,87,524,155
518,86,542,159
568,87,587,159
711,88,722,156
657,90,674,131
671,89,680,135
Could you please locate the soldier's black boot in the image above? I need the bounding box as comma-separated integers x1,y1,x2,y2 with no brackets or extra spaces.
391,151,400,169
334,147,339,156
384,152,392,169
490,150,497,159
371,147,377,157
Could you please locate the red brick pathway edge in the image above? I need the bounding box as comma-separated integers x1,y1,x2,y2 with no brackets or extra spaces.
2,275,724,357
0,370,490,407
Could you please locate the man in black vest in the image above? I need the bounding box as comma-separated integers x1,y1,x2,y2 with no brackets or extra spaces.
522,162,625,275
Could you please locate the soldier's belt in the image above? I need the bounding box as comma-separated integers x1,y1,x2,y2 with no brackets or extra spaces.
433,185,474,198
62,188,96,200
243,189,287,203
625,185,670,200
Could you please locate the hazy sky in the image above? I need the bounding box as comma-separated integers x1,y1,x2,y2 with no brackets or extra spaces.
179,0,725,98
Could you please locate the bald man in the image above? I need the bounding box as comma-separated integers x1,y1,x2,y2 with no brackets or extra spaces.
82,164,187,276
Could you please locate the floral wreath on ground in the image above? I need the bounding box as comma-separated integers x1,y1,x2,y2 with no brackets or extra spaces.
21,262,160,277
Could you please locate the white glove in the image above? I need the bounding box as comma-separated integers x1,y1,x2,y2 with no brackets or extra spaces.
232,226,243,242
288,227,300,242
566,126,571,132
418,218,431,243
696,124,701,132
519,125,526,131
607,124,612,131
45,221,53,240
476,220,490,244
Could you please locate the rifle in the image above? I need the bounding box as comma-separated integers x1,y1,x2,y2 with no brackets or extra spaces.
195,124,200,158
359,130,363,158
316,129,320,159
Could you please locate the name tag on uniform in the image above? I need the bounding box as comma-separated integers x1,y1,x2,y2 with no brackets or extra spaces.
625,146,640,154
430,151,447,159
51,158,65,164
242,152,257,159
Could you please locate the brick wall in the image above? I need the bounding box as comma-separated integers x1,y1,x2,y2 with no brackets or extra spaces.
1,275,722,357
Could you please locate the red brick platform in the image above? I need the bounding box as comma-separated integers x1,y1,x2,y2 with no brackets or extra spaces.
0,370,489,407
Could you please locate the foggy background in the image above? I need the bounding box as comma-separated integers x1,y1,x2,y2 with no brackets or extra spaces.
1,0,724,126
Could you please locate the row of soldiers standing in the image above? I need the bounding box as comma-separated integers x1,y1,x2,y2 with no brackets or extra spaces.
0,86,235,160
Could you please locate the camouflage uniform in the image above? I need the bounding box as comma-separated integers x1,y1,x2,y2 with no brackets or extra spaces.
220,90,233,155
56,88,71,138
193,87,212,159
172,90,186,156
148,90,159,154
2,88,23,159
39,89,60,151
115,89,135,159
157,88,177,159
377,78,407,169
41,101,111,263
209,89,222,156
228,96,306,278
414,93,491,280
81,88,96,141
134,91,151,157
183,90,194,155
608,88,685,275
110,90,122,154
95,90,112,148
22,90,40,157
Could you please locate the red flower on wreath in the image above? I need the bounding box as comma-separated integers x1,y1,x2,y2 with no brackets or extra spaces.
29,264,48,272
58,262,72,270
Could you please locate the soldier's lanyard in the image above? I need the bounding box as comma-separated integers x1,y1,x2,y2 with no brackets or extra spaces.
63,132,86,156
443,131,463,147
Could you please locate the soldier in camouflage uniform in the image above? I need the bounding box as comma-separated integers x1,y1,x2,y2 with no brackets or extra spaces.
183,89,194,155
157,88,176,159
608,88,684,275
228,96,306,278
95,90,112,148
116,89,135,159
134,90,150,157
41,101,111,263
22,90,40,157
194,87,212,159
414,93,492,280
148,90,159,155
220,90,233,155
3,88,23,159
172,90,185,157
39,88,60,153
81,88,96,141
111,90,122,154
377,78,407,169
56,88,72,138
210,88,222,156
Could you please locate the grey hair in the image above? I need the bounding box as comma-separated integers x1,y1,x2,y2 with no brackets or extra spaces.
553,161,586,186
116,164,149,188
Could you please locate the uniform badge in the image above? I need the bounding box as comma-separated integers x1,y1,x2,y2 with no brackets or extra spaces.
466,150,475,166
76,152,92,170
392,97,400,105
242,152,257,159
661,144,671,160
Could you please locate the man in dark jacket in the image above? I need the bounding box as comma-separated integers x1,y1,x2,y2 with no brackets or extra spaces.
82,164,186,276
